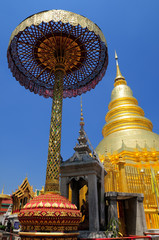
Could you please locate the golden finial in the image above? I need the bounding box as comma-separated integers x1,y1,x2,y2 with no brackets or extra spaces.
80,96,84,126
114,51,126,86
1,185,4,194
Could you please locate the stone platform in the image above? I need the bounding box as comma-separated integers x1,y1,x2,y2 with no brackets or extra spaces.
78,231,106,239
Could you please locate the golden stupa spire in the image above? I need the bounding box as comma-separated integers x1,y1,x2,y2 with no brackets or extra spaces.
114,51,127,86
1,186,4,195
96,51,153,145
96,51,154,159
80,96,84,127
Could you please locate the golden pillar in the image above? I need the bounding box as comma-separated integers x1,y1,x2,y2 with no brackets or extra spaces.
118,157,128,192
45,67,65,193
104,170,113,192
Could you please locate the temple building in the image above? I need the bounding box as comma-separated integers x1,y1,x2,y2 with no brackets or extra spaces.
1,178,44,230
61,99,106,233
96,52,159,229
12,177,34,214
0,189,12,223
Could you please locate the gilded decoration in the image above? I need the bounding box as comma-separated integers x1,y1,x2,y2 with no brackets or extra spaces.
18,193,82,232
21,237,77,240
52,203,58,208
21,225,78,232
44,202,51,207
9,10,106,46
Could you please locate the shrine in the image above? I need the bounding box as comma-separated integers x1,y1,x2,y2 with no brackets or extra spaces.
60,99,106,233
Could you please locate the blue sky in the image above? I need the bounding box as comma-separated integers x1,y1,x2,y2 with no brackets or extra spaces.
1,0,159,194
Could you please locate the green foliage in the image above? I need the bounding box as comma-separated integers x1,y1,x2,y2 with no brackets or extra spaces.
105,218,122,238
0,225,6,231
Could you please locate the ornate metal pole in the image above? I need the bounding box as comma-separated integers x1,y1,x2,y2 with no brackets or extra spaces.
45,66,65,193
7,10,108,238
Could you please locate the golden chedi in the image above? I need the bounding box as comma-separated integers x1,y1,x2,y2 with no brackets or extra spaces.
96,52,159,229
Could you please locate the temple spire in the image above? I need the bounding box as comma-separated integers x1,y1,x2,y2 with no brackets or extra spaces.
114,51,127,86
80,96,84,127
74,97,91,154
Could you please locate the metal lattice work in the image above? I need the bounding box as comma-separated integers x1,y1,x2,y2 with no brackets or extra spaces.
7,11,108,98
45,69,64,192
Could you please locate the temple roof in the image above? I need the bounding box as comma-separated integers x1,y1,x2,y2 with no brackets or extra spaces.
64,97,98,163
96,53,159,155
0,187,11,200
12,177,34,198
73,97,91,155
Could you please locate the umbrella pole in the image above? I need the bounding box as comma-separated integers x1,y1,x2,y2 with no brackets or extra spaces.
45,67,65,193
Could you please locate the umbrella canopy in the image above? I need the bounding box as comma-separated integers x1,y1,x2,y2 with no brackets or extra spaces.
7,10,108,98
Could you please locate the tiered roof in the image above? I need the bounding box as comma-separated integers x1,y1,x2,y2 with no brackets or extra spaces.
12,177,34,199
96,53,159,157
